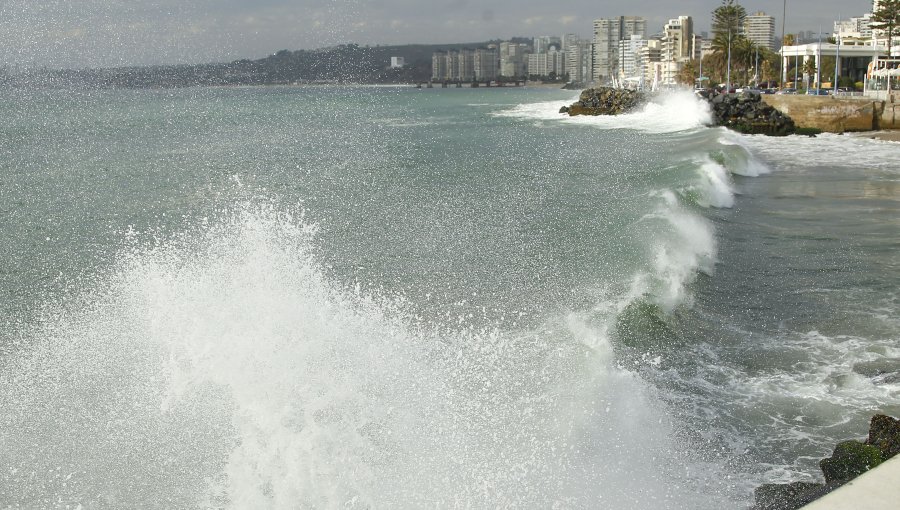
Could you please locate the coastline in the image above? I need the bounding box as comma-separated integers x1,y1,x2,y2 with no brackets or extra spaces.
851,130,900,142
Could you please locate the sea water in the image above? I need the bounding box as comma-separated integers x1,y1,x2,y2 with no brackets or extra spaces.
1,86,898,508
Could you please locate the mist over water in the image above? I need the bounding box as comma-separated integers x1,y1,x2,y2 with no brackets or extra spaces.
2,86,898,508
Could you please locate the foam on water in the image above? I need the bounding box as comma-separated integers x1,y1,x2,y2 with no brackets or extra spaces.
495,90,713,134
738,132,900,174
0,203,737,508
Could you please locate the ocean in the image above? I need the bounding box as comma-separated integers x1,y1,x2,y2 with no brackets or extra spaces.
1,85,898,508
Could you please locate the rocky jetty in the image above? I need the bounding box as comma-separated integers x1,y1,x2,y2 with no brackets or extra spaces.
752,414,900,510
559,87,647,116
701,90,797,136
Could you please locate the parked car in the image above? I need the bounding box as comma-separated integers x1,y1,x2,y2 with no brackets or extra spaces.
776,88,797,95
807,88,831,95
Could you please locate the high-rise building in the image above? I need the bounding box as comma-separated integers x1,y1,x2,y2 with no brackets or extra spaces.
432,52,447,80
564,36,592,84
592,16,647,83
834,14,874,40
474,48,499,80
641,38,663,86
745,11,776,51
499,41,529,78
527,47,566,78
661,15,694,85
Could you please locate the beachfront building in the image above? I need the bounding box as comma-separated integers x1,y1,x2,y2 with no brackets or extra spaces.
745,12,776,51
641,38,663,87
592,16,647,83
432,52,448,81
660,16,694,85
834,14,874,42
617,35,647,87
527,47,566,78
564,36,593,84
779,42,881,89
474,47,499,81
430,49,478,81
499,41,529,78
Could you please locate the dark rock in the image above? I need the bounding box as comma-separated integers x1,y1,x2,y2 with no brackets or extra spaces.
559,106,570,114
564,87,647,116
705,93,796,136
752,482,829,510
819,440,884,483
865,414,900,459
751,415,899,510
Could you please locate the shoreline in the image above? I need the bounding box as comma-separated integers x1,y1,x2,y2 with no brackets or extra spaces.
849,130,900,142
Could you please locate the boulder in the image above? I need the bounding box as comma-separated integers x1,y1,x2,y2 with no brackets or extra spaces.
865,414,900,459
752,482,832,510
706,92,796,136
819,440,884,483
563,87,647,116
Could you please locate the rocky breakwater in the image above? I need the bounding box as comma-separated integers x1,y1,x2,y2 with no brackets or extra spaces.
559,87,647,116
753,414,900,510
703,90,797,136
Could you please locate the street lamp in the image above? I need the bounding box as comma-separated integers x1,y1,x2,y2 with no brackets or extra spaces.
779,0,787,88
727,28,732,92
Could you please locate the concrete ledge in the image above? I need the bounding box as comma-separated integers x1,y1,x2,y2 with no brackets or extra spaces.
800,454,900,510
762,95,882,133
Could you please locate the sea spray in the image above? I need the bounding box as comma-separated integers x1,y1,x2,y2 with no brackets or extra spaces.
1,203,734,508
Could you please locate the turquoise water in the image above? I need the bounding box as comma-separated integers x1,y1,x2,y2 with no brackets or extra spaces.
1,85,898,508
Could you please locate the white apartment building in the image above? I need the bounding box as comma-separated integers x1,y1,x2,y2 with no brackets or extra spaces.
564,36,593,84
745,11,776,51
592,16,647,83
641,39,663,86
834,14,874,40
527,48,566,78
661,15,694,85
618,35,647,83
499,41,528,78
390,57,405,68
432,52,447,80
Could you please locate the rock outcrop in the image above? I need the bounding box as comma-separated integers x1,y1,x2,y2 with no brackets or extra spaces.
560,87,647,116
703,90,797,136
752,414,900,510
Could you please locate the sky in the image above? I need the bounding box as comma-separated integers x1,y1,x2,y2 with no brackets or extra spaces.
0,0,875,69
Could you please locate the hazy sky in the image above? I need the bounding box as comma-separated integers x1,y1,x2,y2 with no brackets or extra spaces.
0,0,874,68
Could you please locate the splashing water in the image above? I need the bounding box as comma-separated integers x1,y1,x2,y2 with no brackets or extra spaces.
1,203,737,508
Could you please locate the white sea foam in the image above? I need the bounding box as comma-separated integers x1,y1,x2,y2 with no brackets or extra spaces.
715,129,772,176
630,191,718,312
495,90,713,134
696,158,736,208
738,132,900,174
0,203,735,509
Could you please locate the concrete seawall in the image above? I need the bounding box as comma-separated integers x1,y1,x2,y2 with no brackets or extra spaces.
762,95,900,133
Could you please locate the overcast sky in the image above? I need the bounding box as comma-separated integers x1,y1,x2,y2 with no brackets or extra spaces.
0,0,875,69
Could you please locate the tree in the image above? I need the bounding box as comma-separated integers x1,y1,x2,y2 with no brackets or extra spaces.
783,34,795,46
677,59,699,86
871,0,900,57
711,0,748,50
802,58,817,91
711,0,748,88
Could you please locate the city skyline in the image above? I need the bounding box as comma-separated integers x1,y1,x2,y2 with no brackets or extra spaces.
1,0,875,69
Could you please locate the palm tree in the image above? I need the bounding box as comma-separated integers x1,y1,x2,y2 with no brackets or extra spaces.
711,0,748,89
802,58,817,92
734,37,758,85
871,0,900,57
